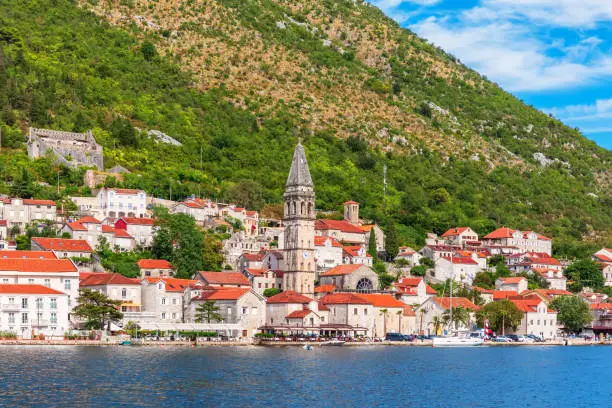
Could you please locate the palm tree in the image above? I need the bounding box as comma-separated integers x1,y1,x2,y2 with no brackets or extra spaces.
431,315,442,335
419,308,426,335
380,308,389,335
442,306,470,330
397,310,403,333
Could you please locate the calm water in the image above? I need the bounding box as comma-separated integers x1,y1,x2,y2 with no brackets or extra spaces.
0,345,611,407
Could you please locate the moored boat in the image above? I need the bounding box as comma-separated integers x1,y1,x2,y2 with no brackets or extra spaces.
321,340,345,346
433,336,484,347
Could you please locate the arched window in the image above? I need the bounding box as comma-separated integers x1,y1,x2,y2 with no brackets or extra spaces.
356,278,374,292
301,202,305,215
307,202,313,216
292,202,296,215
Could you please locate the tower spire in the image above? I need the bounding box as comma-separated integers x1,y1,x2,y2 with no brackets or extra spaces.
286,142,313,188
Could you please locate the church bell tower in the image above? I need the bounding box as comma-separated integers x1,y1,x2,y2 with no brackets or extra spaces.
283,142,316,296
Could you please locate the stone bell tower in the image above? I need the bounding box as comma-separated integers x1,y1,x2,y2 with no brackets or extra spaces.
282,142,316,296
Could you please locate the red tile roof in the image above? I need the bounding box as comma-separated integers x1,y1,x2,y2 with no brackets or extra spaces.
66,222,87,231
267,290,312,304
109,188,142,195
359,224,376,232
590,303,612,310
119,217,155,225
286,309,313,319
314,235,343,247
101,225,133,238
315,219,365,234
594,254,612,263
23,199,56,206
0,284,64,295
529,257,561,266
498,277,527,284
320,292,369,305
441,256,478,265
356,294,407,308
244,268,268,277
80,273,140,286
343,200,359,205
314,284,336,293
198,271,250,286
493,290,518,300
433,297,480,311
77,216,101,224
317,301,330,311
403,305,416,317
137,259,173,269
441,227,470,237
472,286,495,294
0,220,7,226
484,227,515,239
343,245,371,258
0,258,77,273
0,251,57,259
242,253,264,262
32,238,93,252
197,287,250,301
320,264,364,276
145,277,197,292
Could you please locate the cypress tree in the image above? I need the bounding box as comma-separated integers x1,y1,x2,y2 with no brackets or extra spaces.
385,223,399,260
368,228,378,260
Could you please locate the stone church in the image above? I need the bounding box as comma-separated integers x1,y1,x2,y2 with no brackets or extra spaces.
282,142,316,296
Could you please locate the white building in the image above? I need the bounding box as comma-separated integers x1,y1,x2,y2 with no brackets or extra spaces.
343,245,373,267
79,272,142,314
314,235,344,272
136,259,175,279
433,256,482,285
139,277,196,322
395,246,423,266
416,297,480,335
0,198,57,230
114,217,156,248
0,284,70,339
393,277,438,306
483,227,552,256
495,277,529,294
97,188,147,219
242,268,283,295
593,248,612,286
509,297,558,339
440,227,479,246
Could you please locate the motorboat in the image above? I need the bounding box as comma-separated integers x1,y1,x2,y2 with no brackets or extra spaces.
433,335,484,347
321,340,345,346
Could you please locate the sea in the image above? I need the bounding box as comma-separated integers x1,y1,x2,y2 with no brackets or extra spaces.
0,345,610,407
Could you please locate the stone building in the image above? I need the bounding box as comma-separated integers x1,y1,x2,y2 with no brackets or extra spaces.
282,143,316,296
27,127,103,170
318,264,380,291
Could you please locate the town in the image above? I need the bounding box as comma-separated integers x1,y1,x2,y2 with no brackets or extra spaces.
0,127,608,345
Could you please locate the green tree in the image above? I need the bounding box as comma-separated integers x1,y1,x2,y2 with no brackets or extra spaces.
419,257,434,268
202,233,224,272
472,271,495,289
10,168,35,198
385,223,399,260
110,117,137,147
380,308,389,335
368,229,378,260
442,306,471,330
195,300,223,323
431,315,442,335
410,265,427,277
263,288,281,298
15,235,29,250
550,295,592,333
476,300,524,335
141,40,157,61
73,288,123,330
564,259,605,292
226,180,264,210
151,226,173,260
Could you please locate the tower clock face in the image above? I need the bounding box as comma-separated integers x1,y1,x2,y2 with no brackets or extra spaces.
302,251,309,259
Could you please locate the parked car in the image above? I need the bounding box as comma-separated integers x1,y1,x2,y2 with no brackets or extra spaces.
506,334,519,342
385,333,411,341
526,334,544,342
494,336,513,342
516,335,534,343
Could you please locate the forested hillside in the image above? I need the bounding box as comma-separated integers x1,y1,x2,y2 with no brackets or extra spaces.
0,0,610,257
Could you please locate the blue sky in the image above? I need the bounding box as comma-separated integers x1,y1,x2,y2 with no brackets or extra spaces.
370,0,612,149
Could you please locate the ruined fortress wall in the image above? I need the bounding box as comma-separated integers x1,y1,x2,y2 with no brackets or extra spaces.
27,127,104,170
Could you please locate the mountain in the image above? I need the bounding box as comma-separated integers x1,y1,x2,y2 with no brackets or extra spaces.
0,0,610,256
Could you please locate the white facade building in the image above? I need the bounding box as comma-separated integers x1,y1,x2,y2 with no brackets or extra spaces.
97,188,147,219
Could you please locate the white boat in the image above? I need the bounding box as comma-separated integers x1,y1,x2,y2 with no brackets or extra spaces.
433,335,484,347
321,340,345,346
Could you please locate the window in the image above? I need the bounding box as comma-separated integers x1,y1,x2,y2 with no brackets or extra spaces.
35,298,43,310
8,313,15,324
28,278,35,284
64,280,71,290
44,279,50,287
227,308,232,315
258,283,262,289
161,298,166,305
530,320,533,325
364,308,368,316
8,297,14,304
121,306,127,312
537,320,540,325
68,296,71,306
21,313,28,324
265,283,268,289
145,271,151,277
2,279,8,283
354,308,358,316
161,312,166,320
21,298,28,309
242,307,248,315
172,298,177,305
121,288,127,298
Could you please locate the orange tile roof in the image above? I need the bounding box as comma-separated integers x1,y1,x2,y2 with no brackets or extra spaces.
320,292,370,305
433,297,480,311
441,256,478,265
101,225,133,238
23,199,56,206
499,277,527,284
356,294,407,308
109,188,142,195
472,286,495,294
145,277,197,292
244,268,268,277
80,273,140,286
493,290,518,300
267,290,312,304
314,284,336,293
197,287,250,301
0,258,77,273
343,200,359,205
590,303,612,310
484,227,516,239
317,301,330,311
441,227,470,237
320,264,364,276
0,251,57,259
77,216,101,224
242,253,264,262
529,257,561,266
343,245,371,258
314,235,343,247
286,309,313,318
0,284,64,295
315,219,365,234
359,224,376,232
31,238,92,252
198,271,250,286
403,305,416,317
425,284,438,295
66,222,87,231
119,217,155,225
137,259,173,269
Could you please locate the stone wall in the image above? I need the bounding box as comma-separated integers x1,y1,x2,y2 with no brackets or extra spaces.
28,127,104,170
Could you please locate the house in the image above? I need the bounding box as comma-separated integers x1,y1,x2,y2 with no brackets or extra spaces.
313,284,336,299
0,220,8,240
319,292,372,337
0,240,16,251
441,227,479,247
0,198,57,230
136,259,175,279
263,291,329,332
97,188,147,219
517,289,572,305
509,296,558,339
593,248,612,286
416,297,480,335
0,250,58,260
393,277,437,306
483,227,552,256
185,286,265,337
495,277,528,294
140,277,197,322
114,217,156,248
314,235,344,272
342,244,373,267
433,256,481,285
225,233,270,270
79,272,142,313
242,268,283,295
395,246,422,266
100,225,135,252
589,303,612,334
262,251,285,272
532,268,567,291
472,286,495,303
196,271,251,288
237,251,265,271
419,245,455,261
355,294,416,337
315,219,367,245
0,257,79,310
0,284,70,339
171,198,218,225
319,264,380,291
30,238,93,259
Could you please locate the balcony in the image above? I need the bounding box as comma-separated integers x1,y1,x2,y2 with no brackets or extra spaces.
31,320,51,327
1,304,21,311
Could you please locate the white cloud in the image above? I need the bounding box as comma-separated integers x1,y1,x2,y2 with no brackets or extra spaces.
545,99,612,121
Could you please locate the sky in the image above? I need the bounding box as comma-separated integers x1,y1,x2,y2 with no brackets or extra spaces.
370,0,612,150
